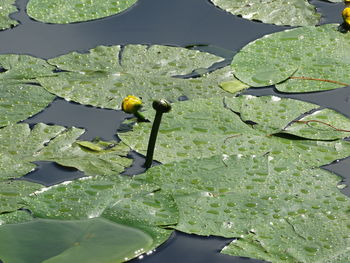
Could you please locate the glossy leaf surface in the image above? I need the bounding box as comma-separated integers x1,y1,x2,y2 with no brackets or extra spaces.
210,0,320,26
27,0,137,24
38,45,236,109
0,0,18,30
232,24,350,92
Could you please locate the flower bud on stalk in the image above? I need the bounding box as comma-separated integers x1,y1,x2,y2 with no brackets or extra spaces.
121,95,148,122
340,0,350,32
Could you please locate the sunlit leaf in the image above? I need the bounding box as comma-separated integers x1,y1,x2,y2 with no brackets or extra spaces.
0,55,56,127
0,123,131,180
26,0,137,24
0,218,164,263
0,81,55,128
20,174,177,262
0,180,41,214
38,45,236,109
225,95,350,140
210,0,320,26
119,96,350,165
0,209,33,225
232,24,350,92
0,0,18,30
138,154,350,262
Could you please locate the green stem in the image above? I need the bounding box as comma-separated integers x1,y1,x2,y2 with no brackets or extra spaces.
134,111,148,122
144,111,163,168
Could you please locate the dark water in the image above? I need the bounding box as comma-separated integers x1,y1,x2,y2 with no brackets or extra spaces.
1,0,348,262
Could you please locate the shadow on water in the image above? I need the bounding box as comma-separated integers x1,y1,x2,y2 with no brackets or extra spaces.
0,0,347,262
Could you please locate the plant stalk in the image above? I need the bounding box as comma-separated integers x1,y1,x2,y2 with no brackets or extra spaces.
144,110,163,168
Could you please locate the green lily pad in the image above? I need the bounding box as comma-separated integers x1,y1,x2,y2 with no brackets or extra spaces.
0,55,56,127
119,96,350,166
0,217,166,263
210,0,320,26
0,54,55,80
0,123,131,180
38,45,237,109
225,95,350,140
137,154,350,262
0,209,34,225
0,179,41,214
232,24,350,92
21,174,177,262
0,81,55,127
0,0,18,30
285,108,350,140
26,0,137,24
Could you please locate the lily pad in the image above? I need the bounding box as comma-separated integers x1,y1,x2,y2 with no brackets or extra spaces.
285,108,350,140
38,45,236,109
138,154,350,262
26,0,137,24
21,174,177,262
0,209,33,225
0,123,132,180
0,179,41,214
232,24,350,92
119,96,350,166
210,0,320,26
0,55,56,127
0,217,166,263
0,0,18,30
225,95,350,140
0,81,55,127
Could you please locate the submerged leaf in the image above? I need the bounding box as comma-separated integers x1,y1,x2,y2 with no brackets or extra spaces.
232,24,350,92
0,0,18,30
26,0,137,24
210,0,320,26
138,154,350,262
38,45,237,109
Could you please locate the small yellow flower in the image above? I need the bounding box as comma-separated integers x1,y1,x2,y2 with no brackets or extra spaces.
343,7,350,27
122,95,142,114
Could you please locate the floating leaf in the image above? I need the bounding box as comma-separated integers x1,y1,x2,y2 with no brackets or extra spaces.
0,209,33,225
225,95,350,140
219,79,249,94
285,108,350,140
232,24,350,92
0,179,41,214
0,81,55,127
224,95,316,135
0,0,18,30
0,123,131,180
0,54,55,80
26,0,137,24
119,96,350,165
21,174,177,262
210,0,320,26
0,217,166,263
138,154,350,262
38,45,236,109
0,55,56,127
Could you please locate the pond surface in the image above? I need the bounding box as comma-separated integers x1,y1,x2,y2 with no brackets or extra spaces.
0,0,349,262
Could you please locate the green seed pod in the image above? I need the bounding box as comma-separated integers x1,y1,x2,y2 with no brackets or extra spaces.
152,99,172,113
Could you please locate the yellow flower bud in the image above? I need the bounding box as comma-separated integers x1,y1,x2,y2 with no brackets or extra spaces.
343,7,350,27
122,95,142,114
